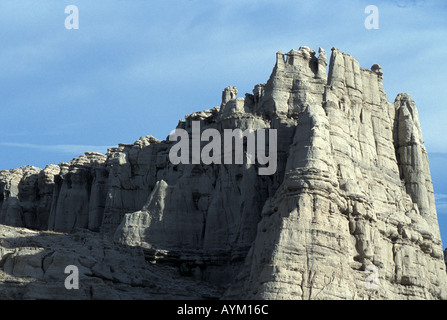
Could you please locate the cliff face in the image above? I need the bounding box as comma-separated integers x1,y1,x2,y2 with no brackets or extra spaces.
0,46,445,299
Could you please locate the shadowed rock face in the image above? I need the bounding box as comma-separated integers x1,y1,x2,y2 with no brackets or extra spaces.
0,46,446,300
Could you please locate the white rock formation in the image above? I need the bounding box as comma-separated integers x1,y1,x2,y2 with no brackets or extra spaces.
0,46,445,299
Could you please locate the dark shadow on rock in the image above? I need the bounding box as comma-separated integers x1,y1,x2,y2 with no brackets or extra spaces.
0,225,224,300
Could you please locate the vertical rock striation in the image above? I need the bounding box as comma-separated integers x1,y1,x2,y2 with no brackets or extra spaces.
0,46,445,299
225,47,446,299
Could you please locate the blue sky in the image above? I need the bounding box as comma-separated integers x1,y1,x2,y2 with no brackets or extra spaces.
0,0,446,244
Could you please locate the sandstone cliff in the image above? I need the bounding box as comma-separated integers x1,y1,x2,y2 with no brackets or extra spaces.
0,46,445,299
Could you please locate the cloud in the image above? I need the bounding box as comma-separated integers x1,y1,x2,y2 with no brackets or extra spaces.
430,153,447,159
435,194,447,213
435,194,447,200
0,142,111,155
390,0,425,8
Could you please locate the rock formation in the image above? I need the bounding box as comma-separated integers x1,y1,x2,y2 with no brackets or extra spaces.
0,46,445,300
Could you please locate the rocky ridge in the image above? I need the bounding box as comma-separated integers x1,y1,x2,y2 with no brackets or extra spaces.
0,46,445,299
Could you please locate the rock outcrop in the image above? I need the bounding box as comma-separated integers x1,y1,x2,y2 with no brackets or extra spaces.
0,224,221,299
0,46,445,299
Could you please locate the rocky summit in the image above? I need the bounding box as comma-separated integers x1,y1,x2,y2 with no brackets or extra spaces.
0,46,446,300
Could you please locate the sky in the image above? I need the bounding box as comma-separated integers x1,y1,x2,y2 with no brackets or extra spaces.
0,0,446,244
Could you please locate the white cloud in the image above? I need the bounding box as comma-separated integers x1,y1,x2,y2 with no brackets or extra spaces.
0,142,111,155
390,0,426,8
435,194,447,213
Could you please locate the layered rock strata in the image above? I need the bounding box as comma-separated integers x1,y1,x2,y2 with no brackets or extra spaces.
0,46,445,299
